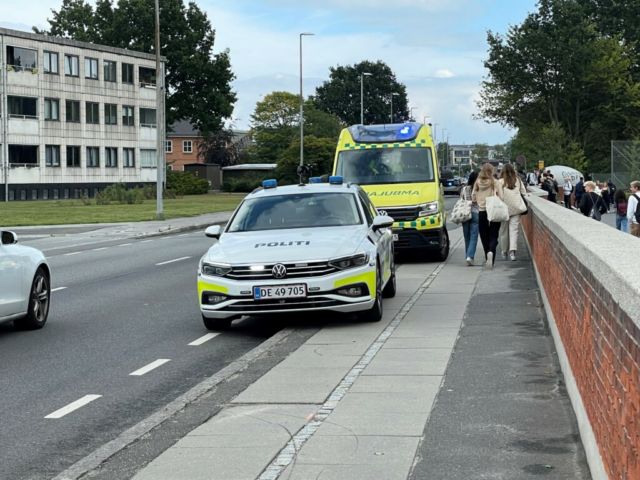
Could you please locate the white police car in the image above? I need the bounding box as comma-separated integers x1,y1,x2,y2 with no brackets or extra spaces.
198,176,397,330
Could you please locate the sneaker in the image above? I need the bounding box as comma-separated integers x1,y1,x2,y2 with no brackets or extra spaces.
509,252,516,261
501,252,508,260
486,252,494,270
466,257,474,266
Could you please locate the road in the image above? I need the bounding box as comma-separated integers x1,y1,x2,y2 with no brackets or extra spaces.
0,197,459,480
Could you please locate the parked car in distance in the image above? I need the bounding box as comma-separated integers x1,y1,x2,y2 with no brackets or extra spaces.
440,169,462,195
0,231,51,330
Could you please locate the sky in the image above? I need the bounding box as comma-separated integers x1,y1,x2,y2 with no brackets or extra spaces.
0,0,538,145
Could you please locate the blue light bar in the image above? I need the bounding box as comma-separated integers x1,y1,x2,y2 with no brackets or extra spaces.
262,179,277,189
347,122,421,143
329,176,344,185
309,177,322,184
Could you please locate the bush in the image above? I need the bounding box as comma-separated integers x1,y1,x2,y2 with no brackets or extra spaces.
95,191,111,205
221,172,268,192
166,170,210,195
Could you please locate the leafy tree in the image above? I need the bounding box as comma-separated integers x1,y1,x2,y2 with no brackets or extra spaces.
435,142,451,166
276,136,336,183
35,0,236,134
198,127,248,167
472,143,490,163
248,91,299,164
314,61,410,126
304,105,343,141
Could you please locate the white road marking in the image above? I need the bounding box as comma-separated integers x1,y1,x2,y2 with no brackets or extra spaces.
176,234,189,237
118,243,133,247
140,240,154,243
129,359,171,376
64,252,82,256
155,256,191,266
45,395,102,419
159,237,172,240
51,287,67,292
188,333,220,346
92,247,108,251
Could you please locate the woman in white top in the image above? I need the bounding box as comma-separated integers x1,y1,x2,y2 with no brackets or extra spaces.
498,164,528,261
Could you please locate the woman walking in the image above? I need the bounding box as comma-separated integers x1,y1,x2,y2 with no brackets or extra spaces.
601,182,611,213
461,171,479,266
473,163,504,270
499,164,528,261
614,190,628,233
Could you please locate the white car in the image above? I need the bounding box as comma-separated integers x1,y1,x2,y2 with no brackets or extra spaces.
0,231,51,330
198,177,397,330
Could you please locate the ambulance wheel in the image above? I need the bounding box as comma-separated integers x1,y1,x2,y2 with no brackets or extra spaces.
202,315,232,331
358,267,383,322
432,227,450,262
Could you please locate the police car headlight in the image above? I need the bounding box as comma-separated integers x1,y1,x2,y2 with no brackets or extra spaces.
329,253,370,270
201,261,232,277
418,201,439,217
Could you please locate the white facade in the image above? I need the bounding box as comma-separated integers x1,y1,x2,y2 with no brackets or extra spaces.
450,145,474,165
0,27,165,201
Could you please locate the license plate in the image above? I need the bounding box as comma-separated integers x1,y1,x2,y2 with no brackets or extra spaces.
393,234,399,241
254,284,307,300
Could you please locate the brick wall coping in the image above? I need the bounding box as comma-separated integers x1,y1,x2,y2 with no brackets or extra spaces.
527,195,640,325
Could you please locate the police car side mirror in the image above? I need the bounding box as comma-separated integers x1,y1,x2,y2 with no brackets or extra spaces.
372,216,394,231
204,225,222,239
0,231,18,245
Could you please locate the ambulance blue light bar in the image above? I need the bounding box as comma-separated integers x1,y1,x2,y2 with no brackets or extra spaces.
262,179,277,189
309,177,322,184
329,176,344,185
347,122,420,143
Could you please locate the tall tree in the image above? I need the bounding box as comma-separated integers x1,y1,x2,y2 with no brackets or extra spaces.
314,61,410,126
472,144,490,163
34,0,236,134
276,136,336,183
248,91,299,164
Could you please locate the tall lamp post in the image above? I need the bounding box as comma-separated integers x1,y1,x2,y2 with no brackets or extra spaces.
154,0,164,219
447,134,452,169
410,107,418,122
441,128,447,167
390,92,399,123
360,72,372,125
433,123,439,144
299,32,314,168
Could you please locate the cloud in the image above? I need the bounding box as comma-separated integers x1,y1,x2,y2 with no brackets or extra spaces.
435,69,455,79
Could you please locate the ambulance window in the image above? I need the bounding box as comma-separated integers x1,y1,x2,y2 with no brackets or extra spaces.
357,190,375,226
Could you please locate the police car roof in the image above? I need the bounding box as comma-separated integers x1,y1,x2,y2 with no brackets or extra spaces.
248,182,358,199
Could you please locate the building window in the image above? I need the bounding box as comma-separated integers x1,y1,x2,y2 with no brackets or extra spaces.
6,46,37,70
104,60,117,82
8,96,37,118
105,147,118,167
122,63,134,84
105,104,117,125
20,190,27,200
66,100,81,123
87,147,100,167
86,102,100,124
139,67,156,86
67,146,81,167
44,51,59,74
9,190,15,201
183,140,193,153
45,145,61,167
165,140,173,153
140,108,157,127
63,189,70,199
167,164,173,171
73,188,80,199
122,105,134,126
123,148,135,168
9,145,38,164
53,189,59,199
85,58,99,79
44,98,60,121
140,149,157,168
64,55,79,76
32,190,38,200
43,189,49,200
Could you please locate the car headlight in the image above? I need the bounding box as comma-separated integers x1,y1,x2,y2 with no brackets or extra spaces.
329,253,370,270
201,261,232,277
418,201,439,217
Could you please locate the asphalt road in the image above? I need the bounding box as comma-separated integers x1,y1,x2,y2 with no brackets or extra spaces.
0,196,459,480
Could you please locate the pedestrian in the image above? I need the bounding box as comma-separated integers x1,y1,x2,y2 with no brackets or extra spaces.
574,177,585,207
579,181,608,220
540,175,558,203
601,183,611,212
473,163,504,270
613,190,628,233
528,169,539,186
562,177,573,209
499,164,528,261
629,181,640,238
607,179,617,209
461,171,479,266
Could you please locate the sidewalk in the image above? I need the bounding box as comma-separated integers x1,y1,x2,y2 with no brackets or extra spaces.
131,228,590,480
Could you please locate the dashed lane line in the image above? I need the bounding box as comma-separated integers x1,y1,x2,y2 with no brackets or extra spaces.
129,359,171,376
140,240,154,243
155,256,191,266
51,287,67,292
64,252,82,256
92,247,108,251
118,243,133,247
45,395,102,419
188,333,220,346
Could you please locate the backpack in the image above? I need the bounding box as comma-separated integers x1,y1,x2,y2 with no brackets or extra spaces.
634,194,640,223
588,194,602,221
617,201,627,217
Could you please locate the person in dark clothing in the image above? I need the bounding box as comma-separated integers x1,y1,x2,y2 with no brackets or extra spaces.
607,179,617,209
579,181,608,220
540,175,558,203
601,183,611,212
574,177,585,207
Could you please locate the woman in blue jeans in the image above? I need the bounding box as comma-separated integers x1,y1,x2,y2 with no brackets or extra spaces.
614,190,628,233
461,171,479,266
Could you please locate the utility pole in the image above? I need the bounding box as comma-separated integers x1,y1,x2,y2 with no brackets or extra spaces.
1,34,8,202
299,33,314,168
154,0,164,219
360,72,372,125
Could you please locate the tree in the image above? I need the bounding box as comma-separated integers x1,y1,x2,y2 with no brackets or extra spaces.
35,0,236,134
198,128,248,167
435,142,451,166
472,144,490,163
304,105,343,141
276,136,336,183
248,91,299,164
314,61,410,126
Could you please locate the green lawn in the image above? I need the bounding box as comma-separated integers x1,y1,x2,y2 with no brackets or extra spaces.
1,194,245,227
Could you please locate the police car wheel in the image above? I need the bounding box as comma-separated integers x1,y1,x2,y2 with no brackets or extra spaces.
358,266,383,322
382,256,396,299
202,315,232,331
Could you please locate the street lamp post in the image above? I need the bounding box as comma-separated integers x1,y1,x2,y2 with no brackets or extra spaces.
360,72,372,125
390,92,399,123
410,107,417,122
299,32,314,168
154,0,164,220
433,123,439,144
441,128,447,166
447,134,452,168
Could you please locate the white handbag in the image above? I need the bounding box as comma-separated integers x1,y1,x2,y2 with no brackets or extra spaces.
486,182,509,223
450,188,473,224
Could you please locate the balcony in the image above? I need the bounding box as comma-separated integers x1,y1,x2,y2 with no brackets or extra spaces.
8,116,39,135
7,67,39,87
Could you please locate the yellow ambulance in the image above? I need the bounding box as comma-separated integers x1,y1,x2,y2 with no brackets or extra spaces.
332,123,449,260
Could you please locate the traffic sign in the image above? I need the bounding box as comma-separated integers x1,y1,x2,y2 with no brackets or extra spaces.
538,161,545,169
516,155,526,165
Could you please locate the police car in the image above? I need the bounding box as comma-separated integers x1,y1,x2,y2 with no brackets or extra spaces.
198,177,397,330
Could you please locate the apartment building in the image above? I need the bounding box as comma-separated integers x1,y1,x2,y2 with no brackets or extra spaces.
450,145,474,165
0,27,165,201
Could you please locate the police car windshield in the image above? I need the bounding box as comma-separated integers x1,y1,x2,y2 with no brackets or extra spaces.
228,192,362,233
335,147,435,185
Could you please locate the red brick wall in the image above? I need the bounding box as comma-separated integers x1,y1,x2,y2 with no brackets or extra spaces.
522,212,640,479
166,136,201,171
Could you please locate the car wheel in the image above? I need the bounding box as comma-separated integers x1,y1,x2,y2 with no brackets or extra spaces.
432,227,450,262
202,315,232,331
14,268,50,331
382,254,397,299
358,266,383,322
